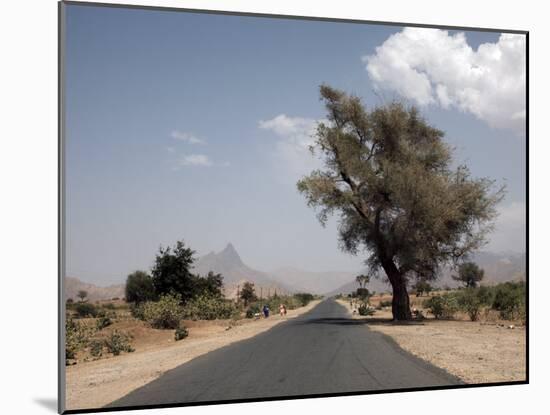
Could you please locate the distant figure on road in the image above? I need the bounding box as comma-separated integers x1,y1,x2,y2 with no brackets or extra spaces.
263,304,270,318
279,304,285,316
283,304,287,315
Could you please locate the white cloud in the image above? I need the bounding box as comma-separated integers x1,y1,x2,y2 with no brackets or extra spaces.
259,114,323,178
487,201,526,252
364,28,526,134
178,154,212,167
170,130,205,144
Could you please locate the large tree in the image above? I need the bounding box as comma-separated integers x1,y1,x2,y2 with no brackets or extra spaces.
298,85,503,320
452,262,485,288
125,270,157,304
151,240,197,303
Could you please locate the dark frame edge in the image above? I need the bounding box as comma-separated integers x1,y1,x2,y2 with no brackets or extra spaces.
58,1,67,414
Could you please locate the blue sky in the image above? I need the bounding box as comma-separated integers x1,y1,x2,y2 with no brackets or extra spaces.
65,5,526,285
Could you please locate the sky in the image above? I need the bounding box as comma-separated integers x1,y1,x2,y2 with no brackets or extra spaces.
64,4,526,286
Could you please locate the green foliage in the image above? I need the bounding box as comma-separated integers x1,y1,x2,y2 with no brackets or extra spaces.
355,274,370,289
141,293,183,329
74,302,98,318
89,339,104,358
151,240,197,303
103,303,116,310
455,288,485,321
104,330,134,356
452,262,485,288
423,294,459,319
246,305,260,318
174,326,189,341
358,304,375,316
379,300,392,308
96,316,112,330
183,295,239,320
125,270,157,304
194,271,224,299
414,280,433,297
240,282,257,306
492,281,526,320
297,85,504,320
294,293,314,307
65,317,95,361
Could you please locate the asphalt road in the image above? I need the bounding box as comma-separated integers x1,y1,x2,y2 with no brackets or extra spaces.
107,299,461,408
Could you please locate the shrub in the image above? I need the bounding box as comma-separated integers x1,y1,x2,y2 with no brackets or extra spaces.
130,303,145,320
246,305,260,318
103,303,116,310
174,326,188,341
456,289,483,321
104,331,134,355
126,270,157,304
423,294,459,319
294,293,315,307
379,300,392,308
65,317,95,361
183,295,238,320
96,316,112,330
74,302,98,318
141,294,183,329
89,339,104,358
358,304,375,316
492,282,526,320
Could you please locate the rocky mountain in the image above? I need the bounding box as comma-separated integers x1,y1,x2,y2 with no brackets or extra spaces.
65,277,125,302
193,243,297,298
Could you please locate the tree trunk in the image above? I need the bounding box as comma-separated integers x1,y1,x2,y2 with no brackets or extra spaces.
391,278,411,321
381,258,412,321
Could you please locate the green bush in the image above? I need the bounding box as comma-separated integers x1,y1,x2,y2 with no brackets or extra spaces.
456,289,483,321
96,316,113,330
65,317,95,361
174,326,188,341
492,282,526,320
183,295,238,320
141,294,183,329
104,330,134,356
103,303,116,310
294,293,314,307
89,339,104,357
379,300,392,308
74,302,98,318
423,294,459,319
130,303,145,320
245,305,261,319
358,304,375,316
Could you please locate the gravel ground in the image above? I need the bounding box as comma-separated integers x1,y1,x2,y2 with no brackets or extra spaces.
337,299,526,384
65,301,321,410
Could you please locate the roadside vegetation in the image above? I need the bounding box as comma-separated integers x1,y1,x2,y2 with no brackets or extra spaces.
65,240,317,365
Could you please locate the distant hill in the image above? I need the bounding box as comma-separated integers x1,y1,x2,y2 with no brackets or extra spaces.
324,251,526,297
65,277,125,302
193,243,298,298
270,267,359,295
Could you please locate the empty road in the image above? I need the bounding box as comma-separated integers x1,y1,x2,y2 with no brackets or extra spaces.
107,299,460,408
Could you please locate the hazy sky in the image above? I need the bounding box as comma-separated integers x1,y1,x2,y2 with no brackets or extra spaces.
65,4,526,285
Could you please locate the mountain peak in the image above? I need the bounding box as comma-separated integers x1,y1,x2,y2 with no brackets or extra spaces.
219,243,243,265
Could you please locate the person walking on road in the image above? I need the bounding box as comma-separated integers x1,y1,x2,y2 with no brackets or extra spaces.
263,304,270,318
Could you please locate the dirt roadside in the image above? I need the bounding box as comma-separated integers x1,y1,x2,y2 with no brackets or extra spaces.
66,300,321,410
337,299,526,384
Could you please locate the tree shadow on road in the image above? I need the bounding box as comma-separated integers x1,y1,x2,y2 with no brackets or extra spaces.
299,317,426,326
